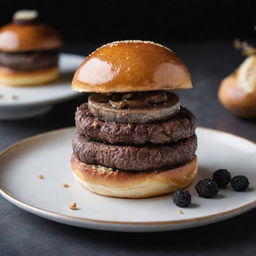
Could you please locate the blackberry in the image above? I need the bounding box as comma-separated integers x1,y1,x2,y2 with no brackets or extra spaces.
231,175,249,191
172,189,191,207
195,179,219,198
213,169,231,187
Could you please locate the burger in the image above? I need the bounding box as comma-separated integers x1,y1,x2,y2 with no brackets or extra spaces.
71,40,198,198
0,10,62,87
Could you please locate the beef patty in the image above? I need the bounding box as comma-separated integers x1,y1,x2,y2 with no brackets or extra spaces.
75,104,196,145
0,49,59,71
73,133,197,171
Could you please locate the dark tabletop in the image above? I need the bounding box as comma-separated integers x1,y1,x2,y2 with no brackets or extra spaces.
0,41,256,256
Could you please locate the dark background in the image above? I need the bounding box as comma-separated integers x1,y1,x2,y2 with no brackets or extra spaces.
1,0,256,43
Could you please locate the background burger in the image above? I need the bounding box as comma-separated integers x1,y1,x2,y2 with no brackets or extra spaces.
71,40,198,198
0,10,62,87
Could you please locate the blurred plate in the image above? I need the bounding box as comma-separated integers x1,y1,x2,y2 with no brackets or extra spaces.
0,127,256,232
0,53,84,119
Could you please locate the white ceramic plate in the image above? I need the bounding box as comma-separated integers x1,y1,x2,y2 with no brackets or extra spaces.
0,53,84,119
0,127,255,232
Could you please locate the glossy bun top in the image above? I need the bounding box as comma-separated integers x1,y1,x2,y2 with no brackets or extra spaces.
0,10,62,52
72,40,192,93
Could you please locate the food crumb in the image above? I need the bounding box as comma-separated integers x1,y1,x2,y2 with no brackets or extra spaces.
38,175,45,179
12,95,18,100
70,202,78,210
0,94,3,99
179,210,184,214
63,184,70,188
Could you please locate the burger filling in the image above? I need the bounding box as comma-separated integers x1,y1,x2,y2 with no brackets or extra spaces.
0,49,59,71
73,133,197,172
73,92,197,172
75,104,196,145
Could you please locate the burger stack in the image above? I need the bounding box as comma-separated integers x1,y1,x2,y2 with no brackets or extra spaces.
0,10,62,87
71,40,198,198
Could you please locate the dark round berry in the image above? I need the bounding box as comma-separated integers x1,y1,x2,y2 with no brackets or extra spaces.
172,189,191,207
213,169,231,187
231,175,249,191
195,179,219,198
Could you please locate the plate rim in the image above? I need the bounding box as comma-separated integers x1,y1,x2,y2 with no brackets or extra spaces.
0,126,255,227
0,53,83,108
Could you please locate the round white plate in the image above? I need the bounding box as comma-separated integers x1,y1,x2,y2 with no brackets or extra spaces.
0,127,255,232
0,53,84,119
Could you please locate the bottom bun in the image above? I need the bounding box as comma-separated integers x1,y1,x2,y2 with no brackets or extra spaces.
71,154,198,198
0,66,59,87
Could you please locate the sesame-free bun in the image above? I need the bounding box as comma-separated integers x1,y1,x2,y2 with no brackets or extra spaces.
0,66,59,86
0,23,62,52
71,154,198,199
218,56,256,118
72,40,192,93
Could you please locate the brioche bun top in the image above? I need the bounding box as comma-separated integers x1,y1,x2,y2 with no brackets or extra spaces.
219,74,256,118
0,11,62,52
72,40,192,93
218,55,256,118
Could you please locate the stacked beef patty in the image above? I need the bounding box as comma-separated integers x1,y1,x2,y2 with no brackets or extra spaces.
73,93,197,174
0,49,59,71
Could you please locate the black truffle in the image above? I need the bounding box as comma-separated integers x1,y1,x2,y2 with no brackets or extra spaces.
213,169,231,187
172,189,191,207
195,179,219,198
231,175,249,191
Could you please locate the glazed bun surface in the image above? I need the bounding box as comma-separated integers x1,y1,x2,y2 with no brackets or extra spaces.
71,154,198,199
0,23,62,52
72,40,192,93
218,56,256,118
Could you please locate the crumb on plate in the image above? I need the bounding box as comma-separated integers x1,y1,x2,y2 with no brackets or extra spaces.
179,210,184,214
38,175,45,179
70,202,78,210
63,184,70,188
12,95,18,100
